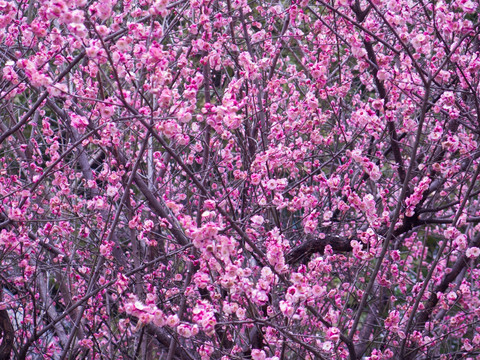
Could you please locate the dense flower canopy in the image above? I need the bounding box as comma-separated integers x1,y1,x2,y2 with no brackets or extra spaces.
1,0,480,359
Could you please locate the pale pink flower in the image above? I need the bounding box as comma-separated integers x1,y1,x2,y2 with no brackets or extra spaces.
177,323,193,338
166,314,180,327
322,341,333,351
453,234,468,251
251,349,266,360
466,247,480,258
251,215,264,227
326,327,340,342
251,173,262,185
236,307,246,320
70,113,89,134
8,207,23,221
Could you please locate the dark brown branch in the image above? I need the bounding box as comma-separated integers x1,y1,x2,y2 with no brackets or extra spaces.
362,39,406,183
286,236,353,265
414,233,480,330
354,285,388,358
145,324,194,360
0,309,14,360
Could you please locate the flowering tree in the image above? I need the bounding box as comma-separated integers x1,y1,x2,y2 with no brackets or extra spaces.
1,0,480,358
